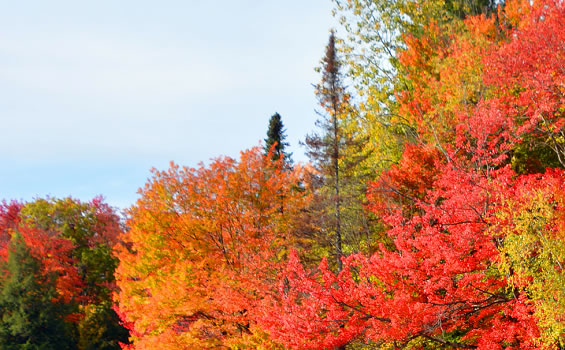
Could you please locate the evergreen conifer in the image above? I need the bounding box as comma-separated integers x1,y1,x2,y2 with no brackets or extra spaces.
264,112,292,165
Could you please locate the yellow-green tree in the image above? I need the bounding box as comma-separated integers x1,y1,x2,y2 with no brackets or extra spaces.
491,170,565,348
332,0,500,173
304,32,377,272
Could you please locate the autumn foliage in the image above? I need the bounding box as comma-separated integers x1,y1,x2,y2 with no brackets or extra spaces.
114,147,309,348
113,1,564,348
0,198,128,348
255,0,565,349
2,0,564,349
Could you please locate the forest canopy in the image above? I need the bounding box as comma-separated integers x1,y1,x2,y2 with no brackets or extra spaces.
1,0,564,349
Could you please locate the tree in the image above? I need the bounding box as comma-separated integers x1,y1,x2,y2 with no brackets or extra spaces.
114,147,308,349
304,32,373,271
19,197,130,350
330,0,500,175
0,232,75,349
483,0,565,172
0,203,82,307
264,112,292,165
0,198,130,350
20,197,123,305
490,169,565,347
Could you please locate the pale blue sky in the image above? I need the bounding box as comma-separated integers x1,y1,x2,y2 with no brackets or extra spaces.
0,1,338,209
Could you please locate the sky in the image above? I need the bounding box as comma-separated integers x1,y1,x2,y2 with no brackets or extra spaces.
0,1,339,209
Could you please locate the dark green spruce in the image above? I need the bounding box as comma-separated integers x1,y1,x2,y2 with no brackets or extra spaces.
264,112,292,165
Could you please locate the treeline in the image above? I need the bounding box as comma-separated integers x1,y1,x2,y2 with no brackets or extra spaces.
1,0,564,349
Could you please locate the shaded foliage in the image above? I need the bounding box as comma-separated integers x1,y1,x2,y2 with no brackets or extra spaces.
0,232,75,350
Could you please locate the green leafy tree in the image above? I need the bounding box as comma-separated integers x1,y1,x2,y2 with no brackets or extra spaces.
264,112,292,165
0,232,75,350
77,303,129,350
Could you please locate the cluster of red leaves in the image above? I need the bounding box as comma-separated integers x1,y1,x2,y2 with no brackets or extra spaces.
0,201,22,259
368,144,442,217
484,1,565,163
86,196,123,248
0,201,82,304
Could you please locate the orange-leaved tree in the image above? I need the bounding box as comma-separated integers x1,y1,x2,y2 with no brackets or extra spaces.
114,147,309,349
